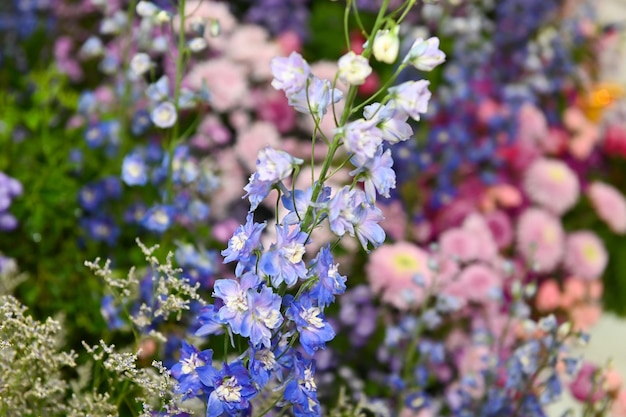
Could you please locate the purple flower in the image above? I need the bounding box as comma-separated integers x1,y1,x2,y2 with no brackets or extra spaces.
100,295,124,330
287,76,343,119
121,153,149,186
259,223,309,288
327,186,360,238
403,37,446,71
197,361,257,417
270,52,310,94
363,101,413,143
281,185,331,226
308,245,346,308
286,294,335,355
222,213,266,274
340,118,383,160
171,341,213,399
256,146,303,183
350,146,396,203
243,173,273,211
212,272,260,335
388,80,432,121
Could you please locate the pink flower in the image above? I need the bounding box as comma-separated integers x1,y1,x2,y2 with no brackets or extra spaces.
184,58,248,113
560,277,586,309
587,181,626,234
366,242,432,310
535,279,561,312
210,149,246,219
255,89,297,133
571,362,604,403
484,210,513,249
523,158,580,215
191,115,232,150
613,390,626,417
453,263,501,303
462,213,498,262
563,231,608,280
570,304,601,331
516,208,565,273
225,25,280,81
516,103,548,146
378,200,407,241
438,228,479,263
234,121,281,173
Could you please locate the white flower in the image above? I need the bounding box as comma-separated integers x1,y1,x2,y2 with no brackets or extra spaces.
403,37,446,71
338,51,372,85
136,1,159,17
372,28,400,64
188,37,207,53
151,101,177,128
130,53,153,77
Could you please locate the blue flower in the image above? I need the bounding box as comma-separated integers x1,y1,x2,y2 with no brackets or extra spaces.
195,305,225,337
122,153,149,186
197,361,257,417
243,172,273,211
171,341,213,399
213,272,260,335
81,215,119,245
248,346,277,389
308,245,346,308
241,285,283,348
222,213,266,274
100,295,124,330
84,123,107,148
78,183,105,211
284,353,320,417
141,204,175,233
131,109,152,136
285,294,335,355
259,223,308,288
281,185,331,226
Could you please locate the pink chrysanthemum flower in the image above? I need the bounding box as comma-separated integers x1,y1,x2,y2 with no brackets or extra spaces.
563,231,608,280
454,263,502,304
438,228,479,263
516,208,565,273
522,158,580,215
587,181,626,234
535,279,561,312
366,242,432,310
484,210,514,249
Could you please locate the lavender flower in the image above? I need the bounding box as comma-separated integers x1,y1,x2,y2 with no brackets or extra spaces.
259,224,309,288
388,80,432,121
256,146,303,184
270,52,311,95
287,76,343,119
404,37,447,71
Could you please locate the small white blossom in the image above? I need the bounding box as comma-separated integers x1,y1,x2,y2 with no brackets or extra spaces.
130,53,153,77
338,51,372,85
151,101,177,128
372,28,400,64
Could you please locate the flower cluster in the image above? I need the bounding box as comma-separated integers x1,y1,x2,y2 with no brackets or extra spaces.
171,4,447,415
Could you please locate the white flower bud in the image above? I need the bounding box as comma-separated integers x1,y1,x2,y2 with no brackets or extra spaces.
136,1,159,17
188,37,207,53
372,28,400,64
155,10,171,24
338,51,372,85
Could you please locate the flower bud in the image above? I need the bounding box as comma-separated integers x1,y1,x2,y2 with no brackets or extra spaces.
338,51,372,85
404,36,446,71
372,28,399,64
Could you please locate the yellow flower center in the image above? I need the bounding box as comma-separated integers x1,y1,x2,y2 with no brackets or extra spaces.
392,253,420,274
